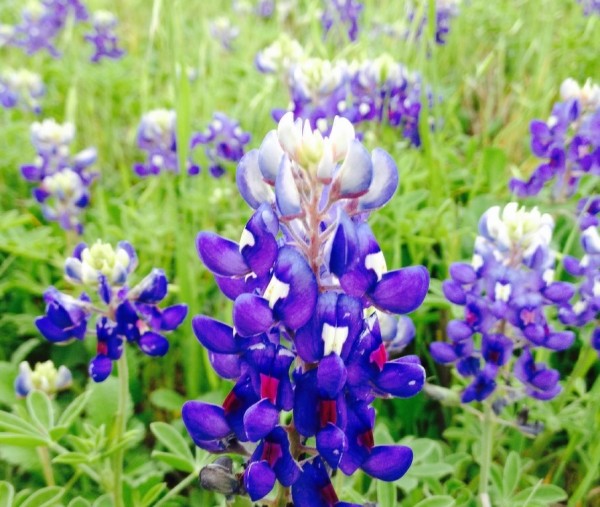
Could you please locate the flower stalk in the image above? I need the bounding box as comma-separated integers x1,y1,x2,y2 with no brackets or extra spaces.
112,350,129,507
479,401,494,507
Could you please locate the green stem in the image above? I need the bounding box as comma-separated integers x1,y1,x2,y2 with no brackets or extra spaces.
37,446,55,486
154,471,197,507
112,351,129,507
49,442,100,483
569,379,600,505
479,402,494,507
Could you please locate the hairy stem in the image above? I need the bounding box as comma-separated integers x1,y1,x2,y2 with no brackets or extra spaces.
37,446,55,486
479,402,494,507
112,350,129,507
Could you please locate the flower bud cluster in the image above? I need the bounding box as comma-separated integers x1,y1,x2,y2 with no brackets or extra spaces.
560,197,600,353
20,119,97,234
0,68,45,113
431,203,575,403
209,17,240,52
84,10,125,62
257,47,428,146
35,240,188,382
183,113,429,504
510,77,600,200
14,360,72,398
191,113,251,178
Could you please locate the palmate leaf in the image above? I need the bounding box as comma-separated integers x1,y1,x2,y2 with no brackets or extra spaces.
0,410,40,436
18,487,63,507
0,433,48,447
150,422,194,462
151,450,195,473
57,390,91,429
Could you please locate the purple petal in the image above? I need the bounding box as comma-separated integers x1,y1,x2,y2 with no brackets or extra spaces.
240,204,279,277
374,359,425,397
357,148,398,211
89,355,113,382
329,211,358,279
268,247,318,330
138,332,169,356
447,320,473,340
244,461,276,501
449,263,477,284
236,149,274,209
369,266,429,314
362,445,413,481
430,342,458,363
209,351,241,379
243,399,280,441
258,130,285,184
332,139,373,198
542,282,574,303
317,423,347,468
317,353,347,398
442,280,467,305
233,294,274,337
182,401,231,443
192,316,239,353
275,157,303,218
196,232,249,277
160,304,188,330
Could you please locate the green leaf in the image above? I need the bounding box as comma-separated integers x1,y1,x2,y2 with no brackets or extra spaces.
150,422,193,461
513,484,567,504
49,426,68,442
26,390,54,430
53,452,91,465
91,495,113,507
87,378,131,427
58,390,91,428
0,481,15,507
0,433,48,447
13,489,31,507
141,483,167,507
408,463,454,478
68,498,92,507
149,388,186,412
414,496,456,507
19,487,63,507
502,451,521,499
377,480,397,507
0,410,40,435
151,450,195,473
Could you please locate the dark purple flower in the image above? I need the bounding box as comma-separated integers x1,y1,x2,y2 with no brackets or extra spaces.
85,11,125,63
321,0,363,42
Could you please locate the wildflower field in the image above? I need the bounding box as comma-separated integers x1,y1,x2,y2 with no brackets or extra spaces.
1,0,600,505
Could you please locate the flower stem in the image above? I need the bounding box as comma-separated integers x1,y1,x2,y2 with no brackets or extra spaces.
112,350,129,507
154,471,197,507
479,402,494,507
37,446,55,486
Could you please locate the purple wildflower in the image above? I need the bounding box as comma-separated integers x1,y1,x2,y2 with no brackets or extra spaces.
191,113,251,178
183,113,428,502
560,197,600,354
578,0,600,15
85,10,125,62
510,78,600,200
405,0,460,45
431,203,575,403
0,68,45,113
133,109,200,176
321,0,364,42
20,119,97,233
36,241,188,382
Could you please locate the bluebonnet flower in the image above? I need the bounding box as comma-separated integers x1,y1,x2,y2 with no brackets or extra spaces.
14,360,72,398
0,24,15,47
431,203,575,403
36,241,188,382
0,68,45,114
321,0,363,42
183,113,429,502
260,49,429,146
10,0,88,57
559,197,600,353
510,78,600,200
85,11,125,63
254,34,305,79
191,113,251,178
209,17,239,51
21,119,97,233
405,0,461,45
578,0,600,15
134,109,200,176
